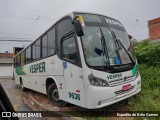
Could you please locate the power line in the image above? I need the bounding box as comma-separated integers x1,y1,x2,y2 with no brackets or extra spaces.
0,12,55,20
0,37,35,39
0,11,54,18
0,31,39,36
0,40,32,42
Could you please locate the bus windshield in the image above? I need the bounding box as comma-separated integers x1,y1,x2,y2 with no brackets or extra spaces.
79,14,135,71
105,17,135,59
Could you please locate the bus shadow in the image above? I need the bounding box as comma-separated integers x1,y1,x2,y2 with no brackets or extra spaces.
20,86,129,114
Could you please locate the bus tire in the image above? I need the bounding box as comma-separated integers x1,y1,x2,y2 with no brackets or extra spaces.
20,79,26,92
48,83,67,107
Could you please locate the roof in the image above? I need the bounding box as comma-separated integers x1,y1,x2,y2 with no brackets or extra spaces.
148,17,160,26
14,12,121,58
0,53,13,57
0,57,13,64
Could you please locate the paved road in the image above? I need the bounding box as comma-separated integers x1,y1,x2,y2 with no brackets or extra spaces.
0,78,46,120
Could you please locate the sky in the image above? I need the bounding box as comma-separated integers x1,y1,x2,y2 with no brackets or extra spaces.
0,0,159,53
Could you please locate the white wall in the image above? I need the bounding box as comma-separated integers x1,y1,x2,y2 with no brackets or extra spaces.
0,66,13,78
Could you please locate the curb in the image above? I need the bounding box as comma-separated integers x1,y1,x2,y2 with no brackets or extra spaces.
0,76,12,79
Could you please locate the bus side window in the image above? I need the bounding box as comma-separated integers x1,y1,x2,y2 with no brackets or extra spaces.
57,18,73,58
21,51,25,65
26,46,31,64
14,57,18,68
62,36,78,63
17,54,21,67
42,34,48,58
35,39,41,60
48,28,55,56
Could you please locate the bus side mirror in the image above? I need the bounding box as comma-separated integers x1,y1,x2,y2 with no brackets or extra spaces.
73,19,84,37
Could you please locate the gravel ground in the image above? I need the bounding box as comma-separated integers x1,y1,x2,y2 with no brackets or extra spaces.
0,78,133,120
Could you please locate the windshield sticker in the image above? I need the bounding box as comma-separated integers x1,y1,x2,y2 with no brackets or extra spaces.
107,73,122,80
77,15,85,27
109,59,115,65
116,57,121,64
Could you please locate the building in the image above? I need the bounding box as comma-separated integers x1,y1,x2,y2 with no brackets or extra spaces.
0,47,23,78
0,52,13,66
0,52,13,78
148,17,160,41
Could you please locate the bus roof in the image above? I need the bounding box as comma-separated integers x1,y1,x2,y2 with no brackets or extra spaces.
14,11,121,58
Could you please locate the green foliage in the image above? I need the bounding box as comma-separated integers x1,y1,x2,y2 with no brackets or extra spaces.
133,39,160,66
129,40,160,120
128,64,160,120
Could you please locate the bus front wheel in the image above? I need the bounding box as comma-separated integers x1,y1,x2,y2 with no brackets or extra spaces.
47,83,67,107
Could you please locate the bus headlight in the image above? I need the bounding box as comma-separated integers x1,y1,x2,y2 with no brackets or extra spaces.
88,74,109,87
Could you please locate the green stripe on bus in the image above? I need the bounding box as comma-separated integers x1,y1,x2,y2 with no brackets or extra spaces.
16,66,26,75
132,64,138,76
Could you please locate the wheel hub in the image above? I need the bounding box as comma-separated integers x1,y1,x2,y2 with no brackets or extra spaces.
52,89,59,101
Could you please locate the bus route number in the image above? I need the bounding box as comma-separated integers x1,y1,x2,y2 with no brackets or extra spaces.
69,92,80,101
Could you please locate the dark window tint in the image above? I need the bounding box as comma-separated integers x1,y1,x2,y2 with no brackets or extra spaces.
35,39,41,60
13,58,16,67
26,46,31,63
21,51,25,65
62,36,78,62
14,58,17,67
17,54,21,66
32,43,36,61
57,19,73,49
42,34,48,58
48,28,55,55
14,54,21,67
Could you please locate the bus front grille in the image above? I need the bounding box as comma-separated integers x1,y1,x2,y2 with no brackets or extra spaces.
108,76,135,87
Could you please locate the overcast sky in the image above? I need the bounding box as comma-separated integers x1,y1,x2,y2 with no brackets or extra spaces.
0,0,159,53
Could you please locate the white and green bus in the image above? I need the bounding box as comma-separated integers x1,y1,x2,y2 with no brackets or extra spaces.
13,12,141,109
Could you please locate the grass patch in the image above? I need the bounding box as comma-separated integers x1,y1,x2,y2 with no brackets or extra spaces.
128,64,160,120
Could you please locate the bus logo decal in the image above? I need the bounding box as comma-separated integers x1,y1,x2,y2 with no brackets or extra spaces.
107,73,122,80
116,57,121,64
29,62,45,73
63,61,67,69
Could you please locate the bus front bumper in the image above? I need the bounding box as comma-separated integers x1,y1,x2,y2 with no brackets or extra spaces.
86,75,141,109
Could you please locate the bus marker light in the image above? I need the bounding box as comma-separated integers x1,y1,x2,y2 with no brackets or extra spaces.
63,62,67,69
76,90,80,93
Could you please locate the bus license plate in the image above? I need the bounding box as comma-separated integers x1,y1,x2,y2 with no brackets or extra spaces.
122,84,131,91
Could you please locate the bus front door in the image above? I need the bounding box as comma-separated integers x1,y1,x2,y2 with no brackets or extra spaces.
61,34,85,107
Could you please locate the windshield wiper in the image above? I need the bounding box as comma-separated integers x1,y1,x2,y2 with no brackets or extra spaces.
111,31,135,65
99,28,110,65
116,38,135,65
